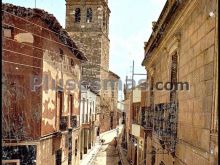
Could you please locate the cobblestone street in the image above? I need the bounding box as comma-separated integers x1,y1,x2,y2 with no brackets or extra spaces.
91,126,125,165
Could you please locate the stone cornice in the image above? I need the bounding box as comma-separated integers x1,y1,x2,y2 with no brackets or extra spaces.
142,0,189,67
142,0,199,70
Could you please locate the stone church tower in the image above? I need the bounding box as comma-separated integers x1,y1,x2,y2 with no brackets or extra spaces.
65,0,110,91
66,0,119,133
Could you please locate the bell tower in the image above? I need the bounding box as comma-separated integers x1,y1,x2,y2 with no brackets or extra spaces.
65,0,110,91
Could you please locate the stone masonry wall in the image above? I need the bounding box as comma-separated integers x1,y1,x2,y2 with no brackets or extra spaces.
144,0,218,164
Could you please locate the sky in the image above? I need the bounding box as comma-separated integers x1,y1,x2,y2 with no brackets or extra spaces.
2,0,166,100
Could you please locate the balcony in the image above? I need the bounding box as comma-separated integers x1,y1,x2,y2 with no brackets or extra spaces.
92,114,96,122
153,102,178,152
70,116,78,128
141,106,153,130
121,119,125,124
81,122,91,129
60,116,68,131
82,116,91,128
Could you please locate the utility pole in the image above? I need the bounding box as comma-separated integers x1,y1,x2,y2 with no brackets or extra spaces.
34,0,36,8
131,60,134,124
130,60,147,165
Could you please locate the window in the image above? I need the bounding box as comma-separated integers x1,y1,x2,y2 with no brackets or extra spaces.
170,53,178,103
57,91,63,117
68,132,72,165
55,149,62,165
89,102,92,118
86,99,89,122
69,94,74,115
103,12,106,27
86,8,93,23
2,26,14,38
151,147,156,165
150,76,154,105
59,48,64,59
70,59,74,66
93,101,95,120
75,139,78,156
75,8,81,23
2,145,36,165
160,161,165,165
82,98,85,123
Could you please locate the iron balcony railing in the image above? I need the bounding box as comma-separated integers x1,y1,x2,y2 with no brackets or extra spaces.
140,106,154,130
60,116,68,131
70,116,77,128
153,103,178,139
153,102,178,153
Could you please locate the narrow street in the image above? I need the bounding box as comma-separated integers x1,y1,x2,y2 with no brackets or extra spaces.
91,129,120,165
2,0,218,165
81,125,129,165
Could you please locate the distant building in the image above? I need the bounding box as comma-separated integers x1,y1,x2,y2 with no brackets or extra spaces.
99,71,120,132
65,0,120,133
79,86,99,159
117,101,125,126
124,83,148,165
2,3,87,165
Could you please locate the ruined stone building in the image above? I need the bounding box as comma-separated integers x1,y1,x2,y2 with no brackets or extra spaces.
141,0,218,164
2,3,87,165
65,0,120,133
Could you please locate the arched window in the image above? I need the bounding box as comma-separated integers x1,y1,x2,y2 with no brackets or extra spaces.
75,8,81,23
86,8,93,23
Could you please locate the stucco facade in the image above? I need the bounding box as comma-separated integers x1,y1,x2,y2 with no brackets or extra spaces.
79,86,99,159
2,4,86,165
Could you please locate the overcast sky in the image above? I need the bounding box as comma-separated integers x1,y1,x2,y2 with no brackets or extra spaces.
2,0,166,100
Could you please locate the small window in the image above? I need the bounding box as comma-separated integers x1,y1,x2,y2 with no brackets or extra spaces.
69,94,74,115
2,26,14,38
170,53,178,103
70,59,74,66
59,48,64,59
112,91,114,98
57,91,63,117
86,8,93,23
75,139,78,156
82,98,85,123
86,99,89,122
68,132,72,165
103,12,106,26
75,8,81,23
55,149,62,165
160,161,165,165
